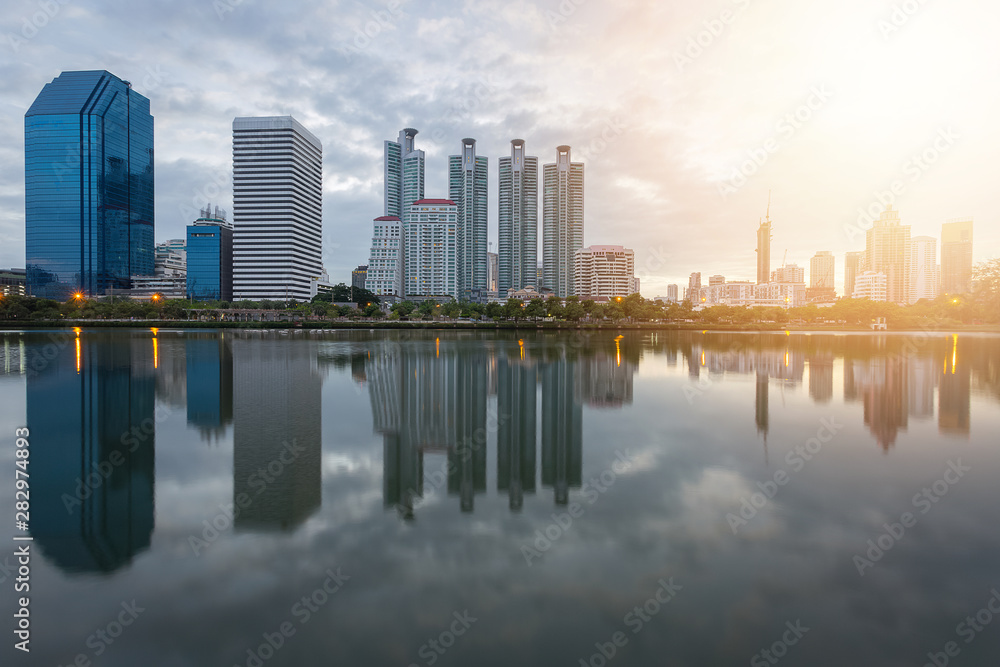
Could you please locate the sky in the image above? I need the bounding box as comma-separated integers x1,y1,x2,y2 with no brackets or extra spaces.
1,0,997,296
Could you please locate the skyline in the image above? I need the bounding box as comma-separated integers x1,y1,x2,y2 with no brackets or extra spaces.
2,0,998,296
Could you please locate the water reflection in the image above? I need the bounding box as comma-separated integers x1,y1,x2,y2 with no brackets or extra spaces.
27,335,155,573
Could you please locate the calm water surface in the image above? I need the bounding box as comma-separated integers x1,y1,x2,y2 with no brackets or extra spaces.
1,329,999,667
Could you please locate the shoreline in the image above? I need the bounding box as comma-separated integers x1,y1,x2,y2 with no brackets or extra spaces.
2,320,999,333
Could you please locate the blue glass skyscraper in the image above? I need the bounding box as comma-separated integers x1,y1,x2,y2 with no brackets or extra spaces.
25,70,154,299
186,206,233,302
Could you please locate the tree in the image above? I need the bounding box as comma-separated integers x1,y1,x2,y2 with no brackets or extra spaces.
418,300,437,318
363,303,382,318
441,300,462,318
525,298,546,320
545,296,564,319
973,259,1000,322
564,300,585,321
504,298,524,321
392,300,416,318
484,302,504,320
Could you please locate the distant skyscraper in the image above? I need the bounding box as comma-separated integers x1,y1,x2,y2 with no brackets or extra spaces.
864,205,911,305
25,70,154,299
810,251,835,289
574,245,636,299
709,275,725,286
405,199,458,298
232,116,323,301
909,236,939,304
498,139,538,294
844,251,864,300
685,272,702,302
667,284,679,302
487,251,499,293
449,139,488,300
756,202,772,285
940,219,973,295
352,265,368,291
186,206,233,302
542,146,584,297
771,263,805,284
384,128,424,223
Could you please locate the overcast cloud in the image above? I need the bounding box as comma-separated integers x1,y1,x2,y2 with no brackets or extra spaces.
1,0,997,294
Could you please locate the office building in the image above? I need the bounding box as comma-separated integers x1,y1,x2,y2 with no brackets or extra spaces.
384,128,424,223
449,138,488,300
405,199,458,298
810,251,835,289
574,245,636,299
771,263,805,284
754,281,806,308
709,274,725,286
909,236,939,304
542,145,584,297
232,116,323,302
864,205,911,305
853,271,887,301
487,251,499,293
756,207,772,284
704,281,756,306
940,219,973,295
685,272,702,302
844,251,864,300
1,269,27,296
667,284,679,302
366,216,404,297
352,265,368,291
25,70,154,299
186,206,233,302
498,139,538,293
129,239,187,300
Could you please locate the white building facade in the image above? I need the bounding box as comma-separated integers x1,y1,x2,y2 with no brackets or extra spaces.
365,215,404,297
853,271,888,302
232,116,323,302
405,199,458,299
909,235,939,304
574,245,636,299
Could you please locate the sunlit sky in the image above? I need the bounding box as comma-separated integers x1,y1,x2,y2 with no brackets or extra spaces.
1,0,997,295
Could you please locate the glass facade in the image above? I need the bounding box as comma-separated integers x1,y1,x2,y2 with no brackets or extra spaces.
186,222,233,301
25,70,154,299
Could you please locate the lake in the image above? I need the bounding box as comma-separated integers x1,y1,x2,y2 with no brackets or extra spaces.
1,328,998,666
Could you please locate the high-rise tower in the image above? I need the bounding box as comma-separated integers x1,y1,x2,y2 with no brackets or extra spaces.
498,139,538,294
864,205,911,305
232,116,323,302
25,70,155,299
940,219,973,295
449,139,488,300
384,128,424,223
542,146,584,297
756,197,772,285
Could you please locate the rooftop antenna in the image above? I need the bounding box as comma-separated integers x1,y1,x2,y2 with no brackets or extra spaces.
765,190,772,223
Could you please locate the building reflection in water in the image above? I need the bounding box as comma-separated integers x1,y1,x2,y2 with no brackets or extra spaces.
232,337,322,531
497,344,537,511
185,334,234,442
27,333,155,573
